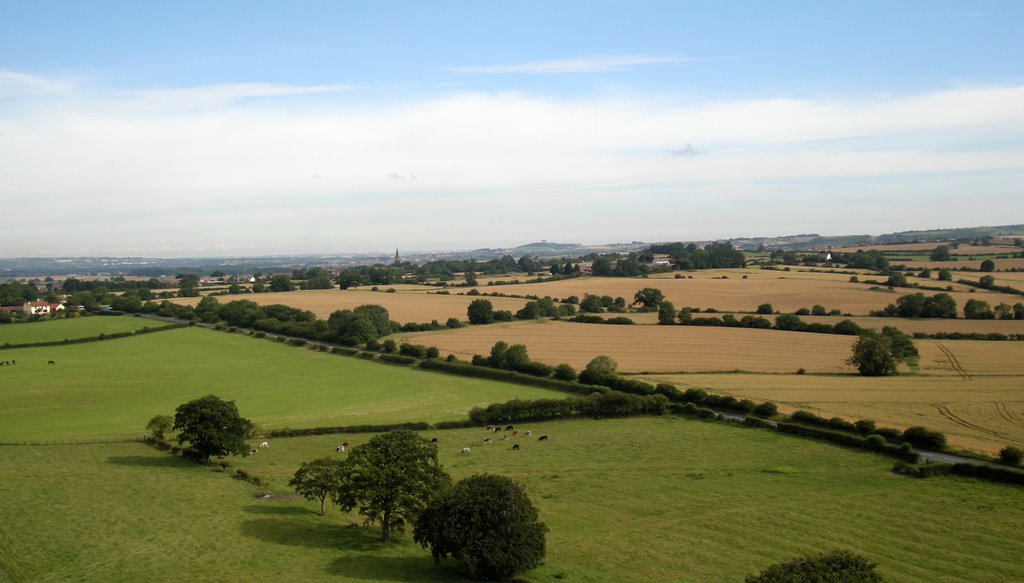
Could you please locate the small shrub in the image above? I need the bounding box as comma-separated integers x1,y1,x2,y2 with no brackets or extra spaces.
796,368,806,375
999,446,1024,466
902,426,946,450
752,402,778,418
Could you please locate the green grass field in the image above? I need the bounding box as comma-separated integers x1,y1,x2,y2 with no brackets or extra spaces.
0,315,158,345
2,417,1023,582
0,327,563,441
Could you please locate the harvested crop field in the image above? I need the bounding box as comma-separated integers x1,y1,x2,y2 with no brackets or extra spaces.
399,320,856,373
641,373,1024,454
897,258,1024,271
915,339,1024,376
454,275,1023,316
624,312,1024,335
171,289,527,323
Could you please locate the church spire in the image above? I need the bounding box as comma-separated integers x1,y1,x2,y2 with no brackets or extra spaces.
393,248,401,265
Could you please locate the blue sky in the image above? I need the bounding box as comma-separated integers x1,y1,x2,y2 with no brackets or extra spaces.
1,1,1022,256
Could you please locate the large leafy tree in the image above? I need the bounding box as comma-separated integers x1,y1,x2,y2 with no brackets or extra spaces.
632,287,665,310
415,474,547,580
847,331,897,376
467,299,494,324
290,457,346,516
172,395,252,462
333,430,450,542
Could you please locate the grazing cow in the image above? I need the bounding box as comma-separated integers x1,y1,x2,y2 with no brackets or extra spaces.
342,441,349,448
502,434,509,441
48,360,55,365
336,445,346,453
524,430,532,437
431,437,438,443
505,425,514,431
512,444,520,450
538,435,548,441
249,449,258,454
483,437,492,444
512,430,519,436
259,441,269,449
461,447,471,455
486,425,495,431
493,427,501,433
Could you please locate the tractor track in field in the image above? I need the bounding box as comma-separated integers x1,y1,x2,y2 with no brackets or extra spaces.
934,403,1019,443
936,344,971,381
994,401,1024,431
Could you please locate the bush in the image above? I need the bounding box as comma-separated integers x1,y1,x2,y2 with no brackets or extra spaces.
552,363,577,382
445,317,463,329
999,446,1024,466
425,346,440,359
756,303,773,314
752,402,778,418
399,343,429,358
745,550,882,583
902,426,946,450
382,339,398,353
864,434,887,451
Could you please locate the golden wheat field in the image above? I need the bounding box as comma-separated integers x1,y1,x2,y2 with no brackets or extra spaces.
453,275,1024,316
171,289,528,323
832,242,946,253
641,372,1024,454
398,320,856,373
624,312,1024,334
898,258,1024,270
915,339,1024,376
832,243,1016,255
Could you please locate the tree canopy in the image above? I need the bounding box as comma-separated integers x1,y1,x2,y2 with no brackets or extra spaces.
847,331,898,377
289,457,346,516
332,430,450,542
745,550,882,583
467,299,494,324
172,395,252,462
415,473,547,580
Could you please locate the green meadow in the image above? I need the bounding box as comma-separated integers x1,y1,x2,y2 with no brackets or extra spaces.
0,326,562,441
0,315,157,345
2,417,1023,582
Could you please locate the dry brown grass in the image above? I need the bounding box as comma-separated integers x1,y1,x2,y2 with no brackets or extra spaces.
399,320,856,373
171,289,527,323
641,372,1024,454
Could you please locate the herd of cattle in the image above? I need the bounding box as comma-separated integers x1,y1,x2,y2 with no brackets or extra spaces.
249,427,550,458
0,360,57,366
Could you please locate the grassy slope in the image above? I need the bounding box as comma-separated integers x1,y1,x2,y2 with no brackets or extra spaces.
0,327,562,441
2,417,1023,582
0,316,157,345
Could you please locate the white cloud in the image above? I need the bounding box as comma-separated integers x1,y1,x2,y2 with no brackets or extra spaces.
447,54,697,74
0,73,1023,256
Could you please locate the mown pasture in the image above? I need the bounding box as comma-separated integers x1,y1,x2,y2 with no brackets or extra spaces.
443,275,1023,315
399,320,857,374
0,315,158,345
643,372,1024,454
3,417,1024,582
170,289,528,323
0,327,562,441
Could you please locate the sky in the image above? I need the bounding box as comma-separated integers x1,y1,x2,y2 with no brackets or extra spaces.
1,1,1022,257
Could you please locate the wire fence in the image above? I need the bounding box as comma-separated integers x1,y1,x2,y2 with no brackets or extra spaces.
0,433,147,446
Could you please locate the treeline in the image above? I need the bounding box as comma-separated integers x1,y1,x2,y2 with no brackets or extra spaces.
62,277,166,293
0,280,38,306
872,292,1023,320
468,391,670,424
644,242,746,270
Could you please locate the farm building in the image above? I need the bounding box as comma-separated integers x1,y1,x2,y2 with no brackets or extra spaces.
20,301,66,315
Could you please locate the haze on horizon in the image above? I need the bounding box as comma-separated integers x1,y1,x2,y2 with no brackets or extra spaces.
2,1,1023,258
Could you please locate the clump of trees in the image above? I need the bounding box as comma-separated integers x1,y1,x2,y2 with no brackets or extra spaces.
647,242,746,269
415,474,547,580
471,341,553,377
876,293,957,318
848,329,916,377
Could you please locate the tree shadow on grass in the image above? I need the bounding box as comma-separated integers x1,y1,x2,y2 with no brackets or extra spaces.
239,517,381,552
241,504,309,516
106,455,191,468
325,555,466,581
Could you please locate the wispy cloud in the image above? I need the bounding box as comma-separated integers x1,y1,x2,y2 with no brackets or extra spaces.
1,70,1023,255
447,54,697,74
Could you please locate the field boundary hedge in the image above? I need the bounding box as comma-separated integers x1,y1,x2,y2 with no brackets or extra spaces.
893,461,1024,486
0,322,185,351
